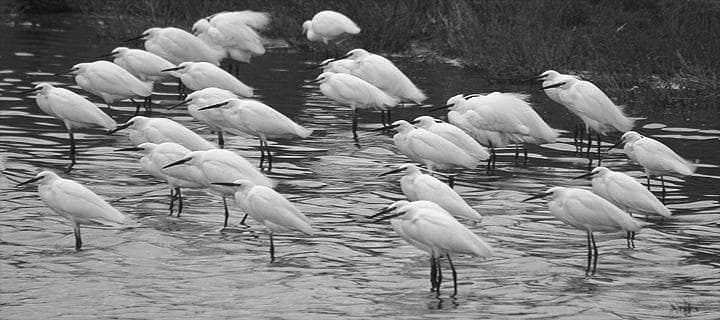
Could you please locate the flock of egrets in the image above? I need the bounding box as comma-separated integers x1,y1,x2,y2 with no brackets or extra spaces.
10,9,698,295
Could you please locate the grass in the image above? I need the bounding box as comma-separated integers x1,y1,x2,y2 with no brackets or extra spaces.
8,0,720,105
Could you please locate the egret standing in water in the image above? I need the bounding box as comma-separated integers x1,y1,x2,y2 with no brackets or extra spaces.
609,131,696,201
16,171,129,251
384,120,479,173
21,83,116,172
523,186,650,274
574,166,670,242
212,179,313,262
379,164,482,222
163,149,274,227
371,200,493,295
412,116,490,163
116,142,205,216
310,72,399,139
110,116,216,151
56,61,153,114
126,27,224,66
167,87,239,148
162,62,253,98
303,10,360,56
199,98,313,171
538,70,639,160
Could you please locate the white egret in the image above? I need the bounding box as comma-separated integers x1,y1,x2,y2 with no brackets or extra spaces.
16,171,129,251
162,61,253,98
56,60,153,114
163,149,274,227
21,83,116,172
523,186,650,274
384,120,479,172
109,116,216,151
379,164,482,222
192,10,270,74
532,70,585,144
310,72,399,139
609,131,696,200
371,200,493,295
539,70,639,159
125,27,224,66
303,10,360,55
199,98,313,171
101,46,177,83
212,179,313,262
336,48,427,106
314,57,356,73
116,142,205,215
574,166,671,221
412,116,490,162
167,87,239,147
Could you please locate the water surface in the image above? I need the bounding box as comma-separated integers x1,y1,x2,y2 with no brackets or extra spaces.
1,14,719,319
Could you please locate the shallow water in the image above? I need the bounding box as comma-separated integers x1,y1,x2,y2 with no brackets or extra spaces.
1,14,719,319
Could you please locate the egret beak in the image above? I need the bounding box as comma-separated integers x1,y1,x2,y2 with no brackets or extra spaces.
372,123,400,131
211,182,242,187
606,139,624,152
108,122,132,134
540,82,565,90
305,63,325,70
198,101,229,111
167,99,189,110
522,192,553,202
330,53,351,62
523,74,547,82
378,167,406,177
16,175,42,187
161,66,184,72
123,34,147,42
305,78,322,85
371,208,405,222
573,171,596,180
163,157,192,169
369,205,399,220
463,93,480,99
114,146,144,152
54,67,78,76
18,86,42,95
430,104,452,112
96,52,117,59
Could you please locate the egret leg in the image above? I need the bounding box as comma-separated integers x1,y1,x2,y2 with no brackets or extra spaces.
514,145,520,165
386,109,392,124
239,213,248,225
447,254,458,297
218,131,225,149
131,98,142,116
222,196,230,228
660,176,666,203
74,225,82,251
144,95,152,115
436,256,443,294
169,188,175,215
573,124,580,151
176,187,183,216
351,108,359,140
646,175,652,191
270,233,275,263
430,256,437,292
596,133,602,163
380,110,386,126
264,139,273,172
590,232,598,274
523,146,528,165
586,231,592,274
259,139,266,170
626,231,635,248
448,175,455,189
586,130,593,159
66,129,76,173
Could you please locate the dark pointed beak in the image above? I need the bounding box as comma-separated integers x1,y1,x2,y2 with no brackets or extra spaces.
123,34,147,42
378,167,406,177
305,78,322,85
163,157,192,169
54,67,78,76
114,146,143,152
522,192,553,202
198,101,229,111
161,66,184,72
167,99,189,110
330,53,351,62
19,86,42,95
211,182,242,187
370,207,404,222
606,139,624,152
369,205,398,220
523,74,546,82
16,175,42,187
372,123,400,131
572,171,596,180
108,122,132,134
540,82,565,90
430,104,452,112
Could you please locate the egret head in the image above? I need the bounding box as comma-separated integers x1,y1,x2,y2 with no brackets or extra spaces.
111,46,130,57
378,163,419,177
573,167,610,180
621,131,642,143
192,19,211,35
163,150,203,169
301,20,312,34
523,186,564,202
310,72,332,85
211,178,255,190
411,116,439,128
161,61,190,73
342,48,370,61
16,170,59,187
390,120,414,133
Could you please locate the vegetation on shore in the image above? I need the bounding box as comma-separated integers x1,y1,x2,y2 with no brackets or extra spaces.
7,0,719,106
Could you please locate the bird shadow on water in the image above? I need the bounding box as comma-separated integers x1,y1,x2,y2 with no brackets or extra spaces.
427,293,460,310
